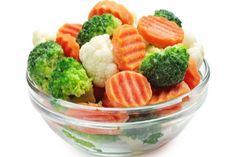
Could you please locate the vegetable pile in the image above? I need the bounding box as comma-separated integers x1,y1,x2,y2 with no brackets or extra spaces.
28,0,204,143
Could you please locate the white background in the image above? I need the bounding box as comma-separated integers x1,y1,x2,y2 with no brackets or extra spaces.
0,0,236,156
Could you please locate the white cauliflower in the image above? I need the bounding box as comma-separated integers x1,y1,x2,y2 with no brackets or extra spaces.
32,29,56,46
183,30,204,69
80,34,118,87
188,42,204,69
182,30,197,48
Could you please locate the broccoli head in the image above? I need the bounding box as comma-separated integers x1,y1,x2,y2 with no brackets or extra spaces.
77,14,121,46
154,9,182,27
49,58,93,100
27,41,64,92
140,44,189,88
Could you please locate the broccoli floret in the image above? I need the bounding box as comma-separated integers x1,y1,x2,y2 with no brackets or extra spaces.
154,9,182,27
27,41,64,92
49,58,93,100
140,44,189,88
77,14,121,46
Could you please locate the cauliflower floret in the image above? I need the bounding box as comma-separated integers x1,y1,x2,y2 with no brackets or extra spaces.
182,30,197,48
183,30,204,69
33,29,56,46
188,42,204,69
80,34,118,87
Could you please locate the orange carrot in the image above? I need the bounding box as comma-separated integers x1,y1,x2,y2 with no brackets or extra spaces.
112,25,146,71
184,57,201,89
56,34,80,60
105,71,152,107
65,103,128,122
102,92,113,107
149,81,190,116
58,23,82,38
88,0,134,25
56,23,82,60
149,81,190,105
138,16,184,48
65,102,129,135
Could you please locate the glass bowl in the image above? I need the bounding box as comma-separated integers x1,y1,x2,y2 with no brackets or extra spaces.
27,59,210,157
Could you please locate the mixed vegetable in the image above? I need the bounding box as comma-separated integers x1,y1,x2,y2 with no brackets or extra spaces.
28,0,204,149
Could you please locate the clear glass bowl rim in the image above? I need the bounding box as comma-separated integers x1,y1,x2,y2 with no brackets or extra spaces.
27,59,210,127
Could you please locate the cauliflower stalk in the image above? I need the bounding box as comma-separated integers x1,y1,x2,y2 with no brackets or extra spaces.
80,34,118,87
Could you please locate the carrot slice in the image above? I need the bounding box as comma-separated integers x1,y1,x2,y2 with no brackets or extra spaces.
138,16,184,48
56,33,80,60
65,103,128,122
149,81,190,116
149,81,190,104
102,93,121,108
58,23,82,38
184,57,201,89
65,102,129,135
105,71,152,107
88,0,134,25
112,25,146,71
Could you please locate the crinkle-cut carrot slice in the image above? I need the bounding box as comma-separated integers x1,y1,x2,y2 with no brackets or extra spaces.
184,57,201,89
58,23,82,38
56,33,80,60
149,81,190,104
102,92,120,108
88,0,134,25
138,16,184,48
149,81,190,116
105,71,152,108
112,25,146,71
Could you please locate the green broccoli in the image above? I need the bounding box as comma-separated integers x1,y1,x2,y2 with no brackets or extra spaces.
48,58,92,100
62,129,102,152
140,44,189,88
77,14,121,46
154,9,182,27
27,41,64,92
122,123,163,145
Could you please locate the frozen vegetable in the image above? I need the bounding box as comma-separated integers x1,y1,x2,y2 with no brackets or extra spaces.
77,14,121,46
105,71,152,107
57,23,82,38
154,9,182,27
188,43,204,69
48,58,93,100
88,0,134,25
184,57,201,89
80,34,118,87
138,15,184,48
56,23,82,60
32,30,56,46
56,34,80,60
140,44,189,88
27,41,64,92
112,24,146,71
